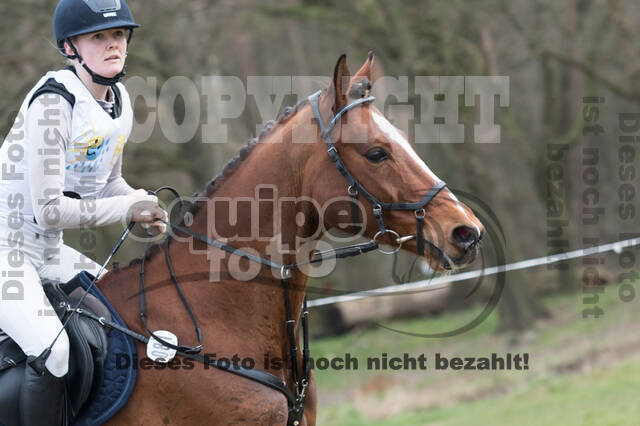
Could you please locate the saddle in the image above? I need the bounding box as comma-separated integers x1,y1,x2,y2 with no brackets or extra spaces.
0,274,111,426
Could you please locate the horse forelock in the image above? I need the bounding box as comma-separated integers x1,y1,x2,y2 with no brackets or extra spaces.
348,77,371,99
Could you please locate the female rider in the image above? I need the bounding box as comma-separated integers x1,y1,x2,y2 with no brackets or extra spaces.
0,1,165,424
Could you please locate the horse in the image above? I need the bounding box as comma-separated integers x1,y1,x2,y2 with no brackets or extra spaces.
98,52,484,425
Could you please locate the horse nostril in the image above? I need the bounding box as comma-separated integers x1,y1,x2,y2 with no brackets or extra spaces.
452,226,479,250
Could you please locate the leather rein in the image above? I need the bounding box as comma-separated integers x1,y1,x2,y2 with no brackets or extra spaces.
71,90,448,426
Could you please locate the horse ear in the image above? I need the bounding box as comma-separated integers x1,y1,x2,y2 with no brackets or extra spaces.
346,51,375,100
331,54,351,113
352,51,374,81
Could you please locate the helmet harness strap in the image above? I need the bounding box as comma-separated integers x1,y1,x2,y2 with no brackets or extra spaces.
63,29,134,86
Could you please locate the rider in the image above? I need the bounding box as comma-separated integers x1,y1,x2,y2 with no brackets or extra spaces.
0,0,165,424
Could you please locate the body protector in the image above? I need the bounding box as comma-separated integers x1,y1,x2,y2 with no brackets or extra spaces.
0,69,134,234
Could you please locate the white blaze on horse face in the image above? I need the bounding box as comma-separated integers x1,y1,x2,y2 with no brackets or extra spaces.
370,110,439,182
370,110,481,235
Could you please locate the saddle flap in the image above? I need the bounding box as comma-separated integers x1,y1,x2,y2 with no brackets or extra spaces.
42,282,110,419
64,312,96,415
77,313,109,402
68,288,112,325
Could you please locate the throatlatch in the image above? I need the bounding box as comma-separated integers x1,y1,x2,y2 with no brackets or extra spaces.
307,90,447,257
35,88,450,426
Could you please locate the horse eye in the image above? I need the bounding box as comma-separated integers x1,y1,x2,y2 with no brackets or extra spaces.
365,148,389,163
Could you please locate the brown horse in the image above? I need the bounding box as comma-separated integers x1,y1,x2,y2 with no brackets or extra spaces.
100,53,484,425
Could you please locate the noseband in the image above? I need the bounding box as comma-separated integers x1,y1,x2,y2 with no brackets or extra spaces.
308,91,447,257
42,90,453,426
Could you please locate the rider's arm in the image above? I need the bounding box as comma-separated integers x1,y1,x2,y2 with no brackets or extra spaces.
98,153,136,197
26,94,132,229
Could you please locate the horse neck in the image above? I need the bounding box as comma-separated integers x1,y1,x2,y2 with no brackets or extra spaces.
198,104,320,265
99,105,322,362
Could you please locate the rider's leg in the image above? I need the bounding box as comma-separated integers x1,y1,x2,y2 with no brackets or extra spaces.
20,357,66,426
0,248,69,426
0,247,70,377
38,243,101,283
0,238,99,378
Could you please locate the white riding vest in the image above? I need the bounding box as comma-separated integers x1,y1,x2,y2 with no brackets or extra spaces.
0,69,133,233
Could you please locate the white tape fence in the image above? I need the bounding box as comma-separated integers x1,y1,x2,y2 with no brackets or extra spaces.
308,237,640,308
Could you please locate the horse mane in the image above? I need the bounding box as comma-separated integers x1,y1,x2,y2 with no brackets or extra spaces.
124,96,313,268
185,96,312,217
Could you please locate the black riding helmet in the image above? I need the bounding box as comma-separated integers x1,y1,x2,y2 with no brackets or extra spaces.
54,0,140,86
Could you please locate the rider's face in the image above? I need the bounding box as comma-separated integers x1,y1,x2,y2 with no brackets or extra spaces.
68,28,128,78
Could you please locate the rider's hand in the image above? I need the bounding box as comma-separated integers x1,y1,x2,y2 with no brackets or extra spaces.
126,189,168,233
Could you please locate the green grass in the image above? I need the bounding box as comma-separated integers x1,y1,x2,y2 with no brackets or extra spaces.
310,302,499,391
319,356,640,425
312,286,640,425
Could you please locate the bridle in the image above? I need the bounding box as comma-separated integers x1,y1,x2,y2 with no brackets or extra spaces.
136,92,450,425
308,90,447,257
50,90,451,426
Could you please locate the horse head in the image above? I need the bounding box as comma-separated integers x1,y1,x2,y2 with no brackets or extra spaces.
302,53,484,271
94,52,488,426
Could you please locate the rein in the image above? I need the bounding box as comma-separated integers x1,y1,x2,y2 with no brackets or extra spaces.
49,90,449,426
133,187,379,425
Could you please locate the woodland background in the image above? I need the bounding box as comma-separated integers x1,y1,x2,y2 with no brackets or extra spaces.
1,0,639,335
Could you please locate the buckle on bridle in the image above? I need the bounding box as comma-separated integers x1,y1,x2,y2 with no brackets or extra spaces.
280,265,292,280
414,208,425,219
297,378,309,399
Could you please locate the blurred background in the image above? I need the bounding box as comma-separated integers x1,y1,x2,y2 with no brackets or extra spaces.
2,0,639,424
